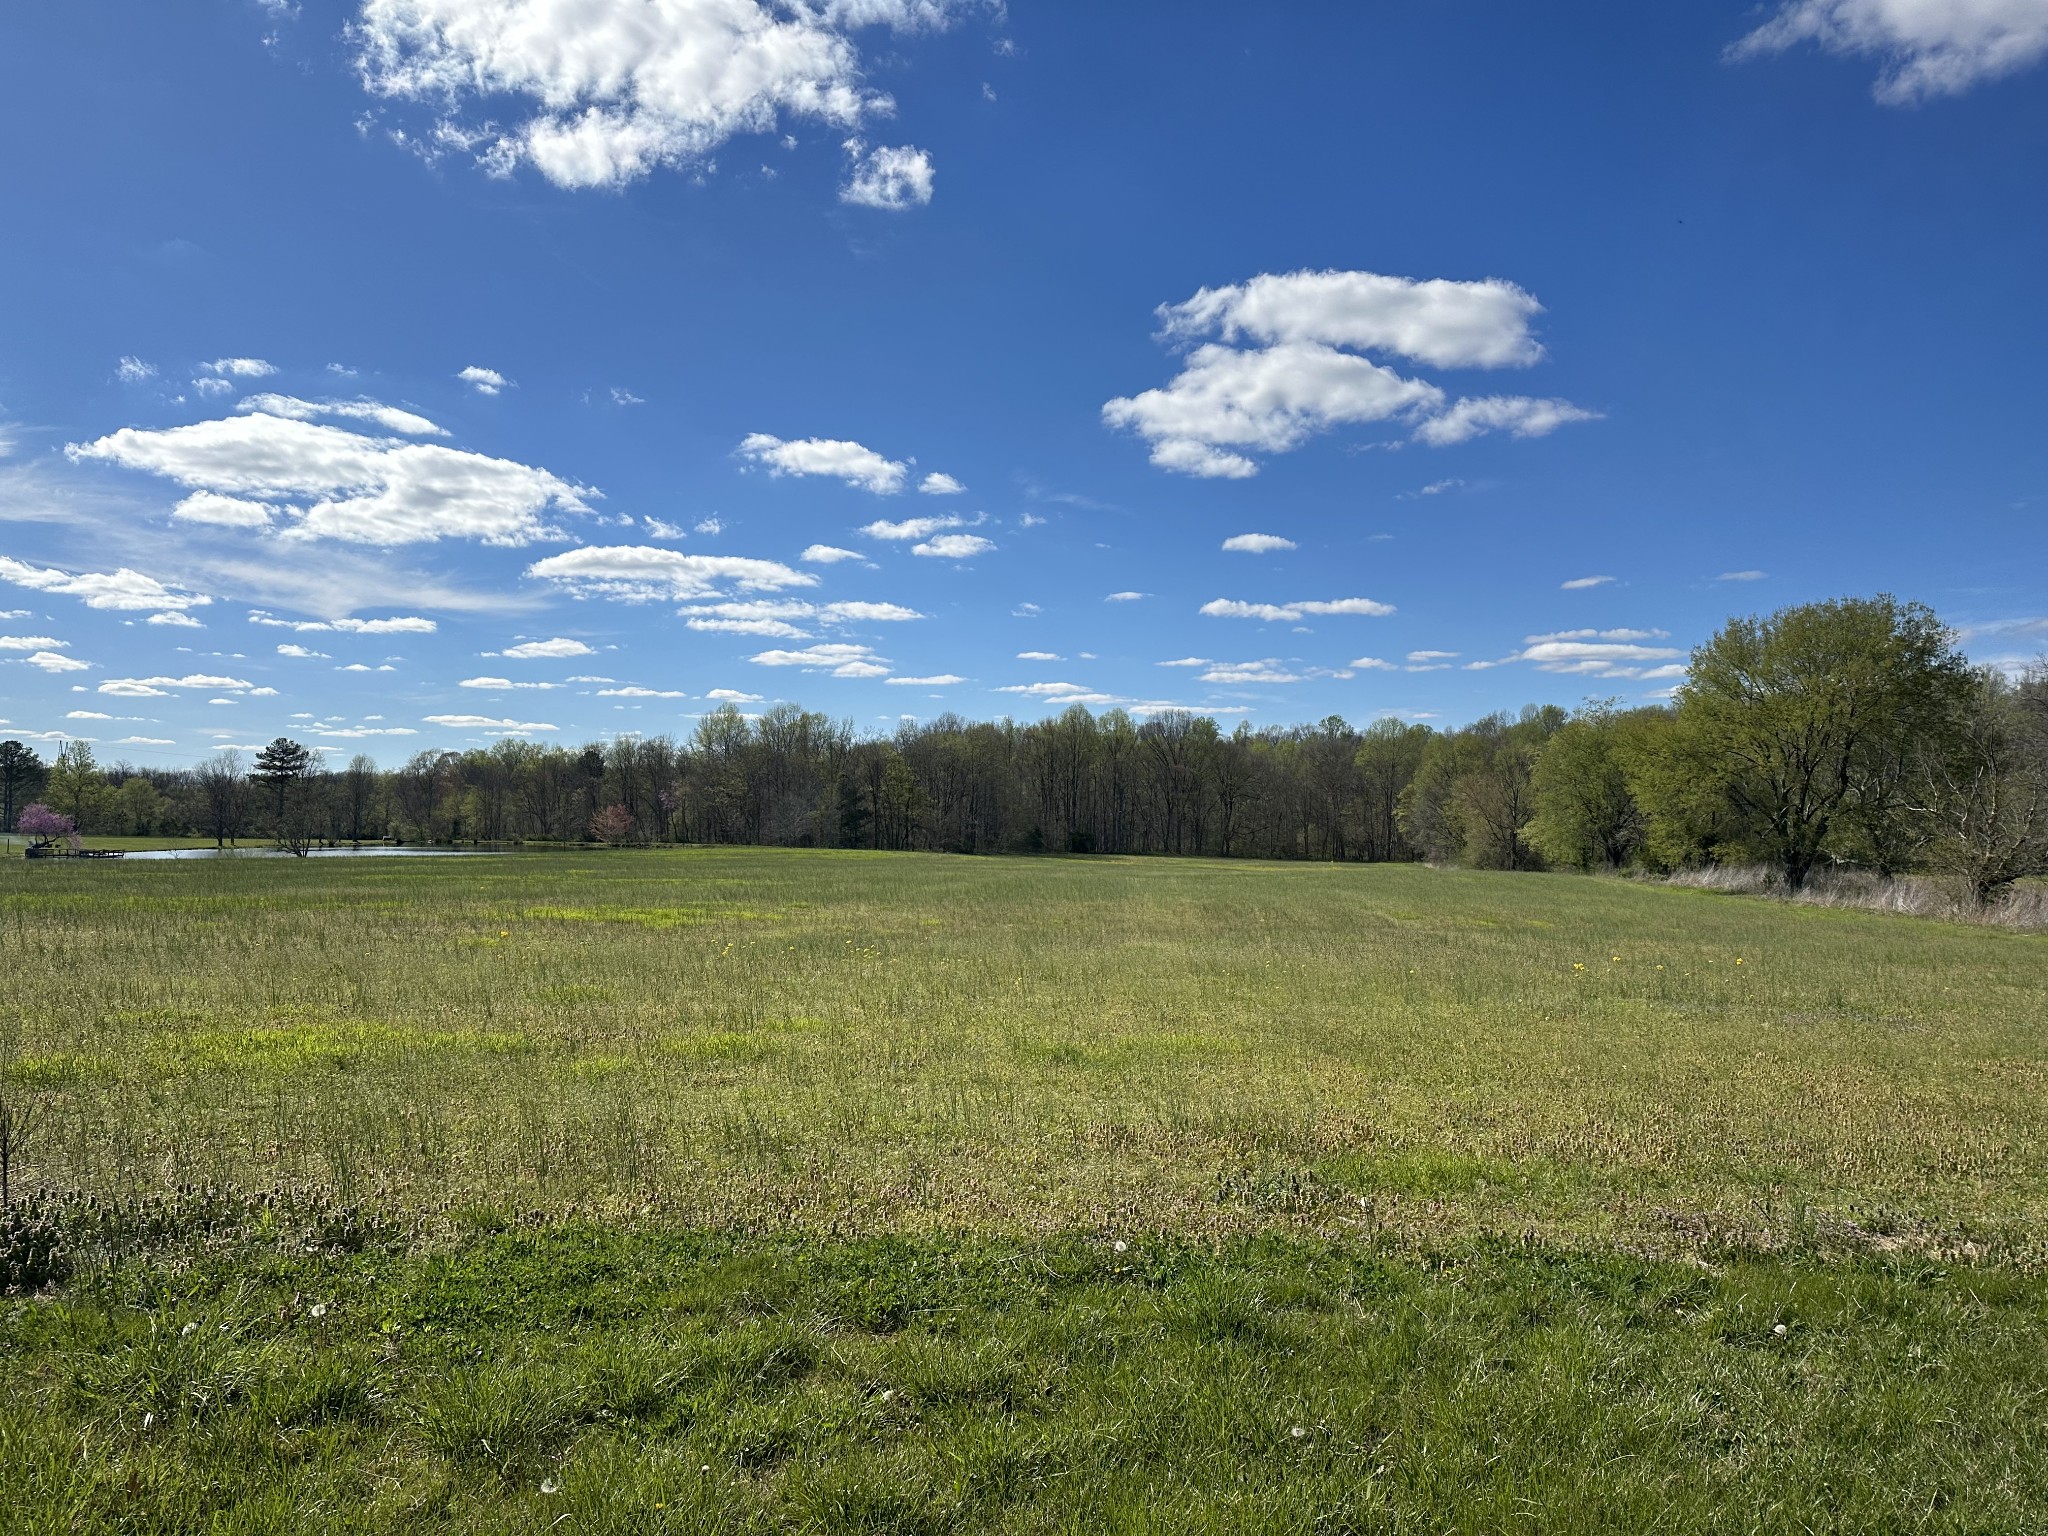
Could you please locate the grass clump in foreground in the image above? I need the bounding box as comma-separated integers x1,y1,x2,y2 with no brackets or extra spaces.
2,849,2046,1530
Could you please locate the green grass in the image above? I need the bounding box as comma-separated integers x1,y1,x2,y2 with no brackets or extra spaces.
2,849,2045,1530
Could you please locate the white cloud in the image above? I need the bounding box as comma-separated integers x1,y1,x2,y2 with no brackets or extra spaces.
1411,395,1602,448
354,0,960,191
886,674,964,686
1200,596,1395,621
996,680,1116,703
192,378,235,398
423,713,558,732
1156,656,1207,667
201,358,277,379
1408,650,1459,661
610,387,645,407
918,472,964,495
1350,656,1397,670
1105,268,1597,476
113,736,175,747
71,411,593,546
1105,341,1440,478
862,514,962,541
500,637,595,659
644,517,686,539
251,610,440,634
1201,659,1302,684
706,688,763,702
1481,634,1687,679
0,555,210,612
1105,591,1148,602
1561,574,1615,590
912,533,993,559
237,393,447,437
840,141,936,209
1731,0,2048,102
1221,533,1298,553
1157,269,1546,368
694,516,724,535
679,599,922,637
116,357,157,384
1019,650,1063,661
65,711,114,720
0,635,64,651
277,643,330,658
748,641,889,677
742,434,907,494
100,673,253,697
1012,601,1041,617
458,365,510,396
801,544,866,564
460,675,560,689
597,685,686,698
1718,570,1768,582
316,725,420,738
23,650,90,673
528,545,816,601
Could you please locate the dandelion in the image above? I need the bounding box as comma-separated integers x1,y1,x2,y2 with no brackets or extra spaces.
1772,1322,1788,1336
181,1321,198,1337
499,929,509,938
1290,1425,1307,1440
1736,957,1745,965
1112,1239,1128,1253
541,1478,561,1495
309,1303,328,1319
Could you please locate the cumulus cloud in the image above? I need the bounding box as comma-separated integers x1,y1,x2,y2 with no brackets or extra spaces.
597,684,686,698
0,635,65,651
0,555,210,612
680,598,921,638
458,365,510,395
748,641,889,677
1411,395,1601,447
918,472,964,495
100,672,254,697
1105,269,1597,476
706,688,763,702
251,610,439,634
201,358,277,379
423,713,558,733
1222,533,1297,553
1019,650,1063,661
1718,569,1769,582
23,650,90,673
460,675,560,689
1200,596,1395,621
500,636,595,658
527,546,815,601
1468,628,1686,679
1731,0,2048,102
912,533,993,559
886,674,964,686
353,0,962,192
741,433,907,494
800,544,866,564
1561,574,1615,590
237,393,447,437
840,141,936,208
71,406,593,546
862,514,962,540
1105,591,1148,602
1201,659,1304,684
148,612,204,627
277,643,330,658
116,357,157,384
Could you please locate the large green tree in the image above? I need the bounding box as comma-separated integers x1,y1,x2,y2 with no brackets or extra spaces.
1528,703,1659,871
1655,596,1971,889
0,741,44,834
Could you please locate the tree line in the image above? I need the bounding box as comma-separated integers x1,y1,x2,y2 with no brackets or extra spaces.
5,596,2045,902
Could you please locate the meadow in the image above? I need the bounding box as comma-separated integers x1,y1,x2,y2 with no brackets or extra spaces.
2,849,2046,1532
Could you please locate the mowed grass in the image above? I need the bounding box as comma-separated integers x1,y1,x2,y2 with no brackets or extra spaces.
3,849,2047,1532
4,848,2043,1249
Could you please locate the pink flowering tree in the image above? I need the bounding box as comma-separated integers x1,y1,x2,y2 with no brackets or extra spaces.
17,803,78,853
589,804,635,847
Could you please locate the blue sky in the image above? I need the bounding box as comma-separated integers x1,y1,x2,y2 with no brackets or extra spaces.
1,0,2044,764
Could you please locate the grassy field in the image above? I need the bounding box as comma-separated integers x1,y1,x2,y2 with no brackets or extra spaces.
2,849,2045,1531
